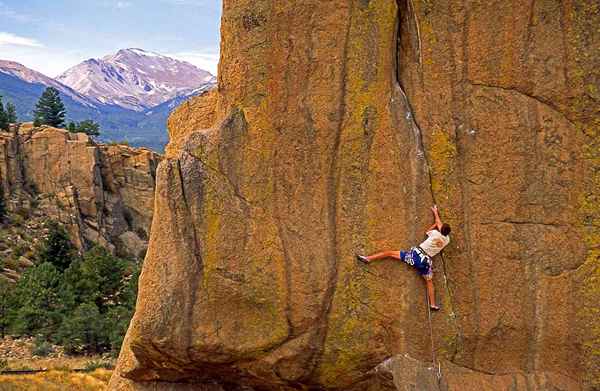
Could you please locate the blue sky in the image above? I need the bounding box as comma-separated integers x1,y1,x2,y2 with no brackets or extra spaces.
0,0,222,76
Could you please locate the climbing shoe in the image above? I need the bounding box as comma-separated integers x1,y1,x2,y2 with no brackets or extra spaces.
356,254,369,264
430,305,440,311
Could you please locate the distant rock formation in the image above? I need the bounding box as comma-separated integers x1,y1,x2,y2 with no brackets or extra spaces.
111,0,599,390
0,123,160,258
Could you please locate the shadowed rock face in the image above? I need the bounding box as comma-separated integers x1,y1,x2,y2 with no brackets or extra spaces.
110,0,599,390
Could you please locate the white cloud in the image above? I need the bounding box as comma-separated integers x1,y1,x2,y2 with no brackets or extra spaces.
116,1,132,8
0,45,85,77
168,49,220,75
0,32,44,48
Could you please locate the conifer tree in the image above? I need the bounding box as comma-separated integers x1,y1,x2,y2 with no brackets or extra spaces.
6,102,17,124
37,222,76,272
0,96,8,131
33,87,66,128
10,263,63,338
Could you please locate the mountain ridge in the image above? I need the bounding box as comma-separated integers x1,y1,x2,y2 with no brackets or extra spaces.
0,59,98,108
56,48,214,111
0,51,216,151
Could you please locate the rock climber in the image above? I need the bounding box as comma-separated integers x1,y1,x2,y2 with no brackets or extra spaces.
356,205,451,311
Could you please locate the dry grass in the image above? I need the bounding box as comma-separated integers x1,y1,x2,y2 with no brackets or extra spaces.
0,369,111,390
4,356,112,371
0,356,113,390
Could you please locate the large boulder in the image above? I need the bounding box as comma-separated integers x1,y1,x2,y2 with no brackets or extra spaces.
111,0,599,390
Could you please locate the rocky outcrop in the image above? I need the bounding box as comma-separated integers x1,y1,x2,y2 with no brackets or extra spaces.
165,89,219,159
111,0,599,390
0,124,160,258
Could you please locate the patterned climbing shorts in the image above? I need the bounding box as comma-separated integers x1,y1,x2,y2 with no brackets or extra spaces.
400,247,433,280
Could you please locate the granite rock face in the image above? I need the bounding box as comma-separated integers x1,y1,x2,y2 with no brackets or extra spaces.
111,0,599,390
0,124,160,258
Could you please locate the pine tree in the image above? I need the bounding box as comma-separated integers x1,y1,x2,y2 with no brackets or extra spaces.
61,246,126,309
6,102,17,124
33,87,66,128
9,263,63,338
0,96,8,131
37,222,76,272
57,302,107,354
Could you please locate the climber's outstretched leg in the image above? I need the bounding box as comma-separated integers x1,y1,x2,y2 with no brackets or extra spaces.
357,250,440,311
356,251,401,263
425,278,439,311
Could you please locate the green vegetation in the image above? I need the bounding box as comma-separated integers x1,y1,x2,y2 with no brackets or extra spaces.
33,87,66,128
67,119,101,137
6,102,17,124
30,88,101,136
36,222,76,272
0,95,11,131
0,279,10,338
82,359,114,372
0,186,7,223
32,338,55,357
2,221,140,356
107,140,130,146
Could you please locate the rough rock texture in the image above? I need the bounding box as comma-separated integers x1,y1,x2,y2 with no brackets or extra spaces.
0,124,160,258
165,89,219,159
111,0,599,390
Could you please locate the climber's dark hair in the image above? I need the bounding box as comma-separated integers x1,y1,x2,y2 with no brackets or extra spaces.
441,223,451,236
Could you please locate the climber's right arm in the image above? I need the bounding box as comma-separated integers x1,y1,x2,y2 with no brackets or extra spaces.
431,205,443,230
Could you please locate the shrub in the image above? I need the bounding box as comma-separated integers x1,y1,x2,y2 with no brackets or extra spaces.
14,207,30,219
108,140,130,146
0,279,11,338
67,120,100,137
11,214,24,227
82,360,113,372
32,337,54,357
13,243,29,258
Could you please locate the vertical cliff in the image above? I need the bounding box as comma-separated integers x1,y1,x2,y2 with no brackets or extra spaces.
111,1,599,390
0,124,160,258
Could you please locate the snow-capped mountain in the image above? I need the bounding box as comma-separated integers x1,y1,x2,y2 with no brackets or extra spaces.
0,50,216,151
0,60,97,108
57,48,215,111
